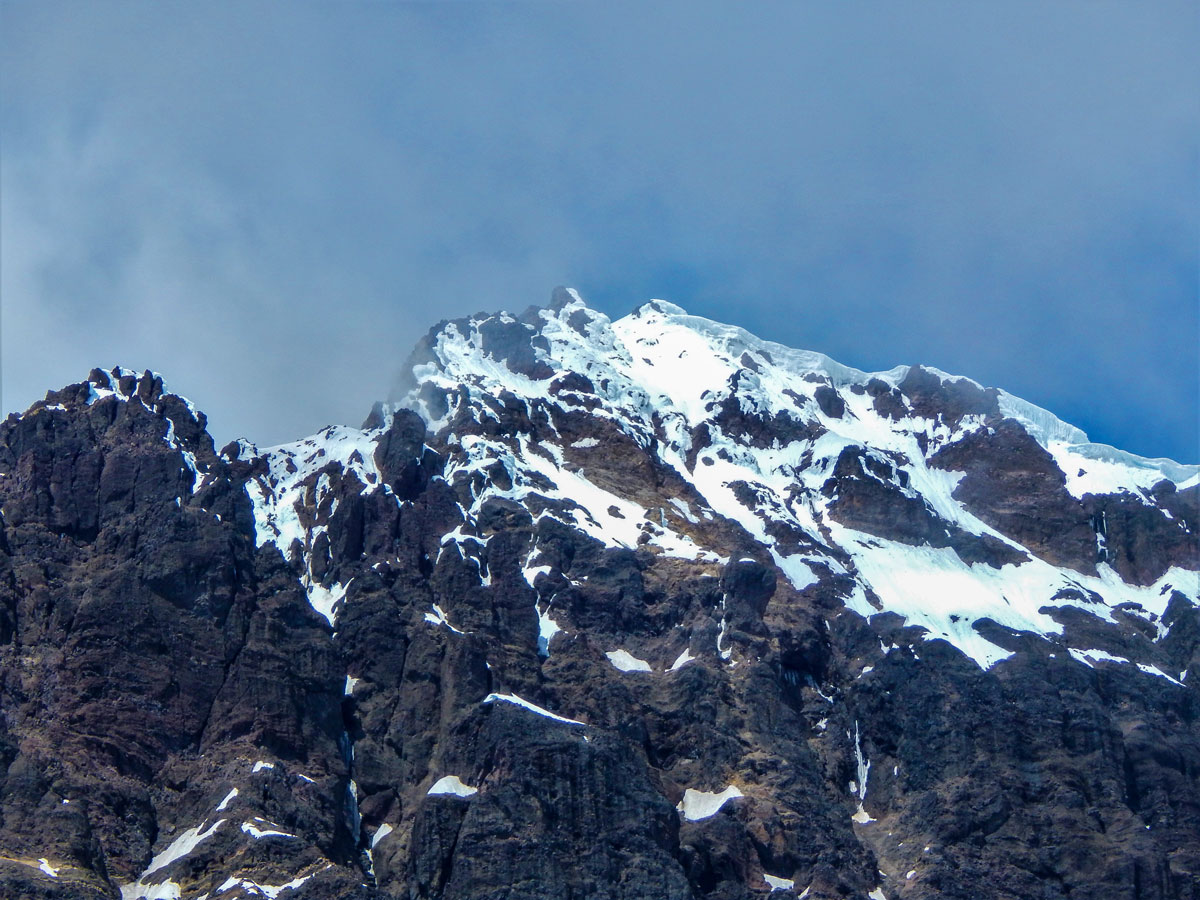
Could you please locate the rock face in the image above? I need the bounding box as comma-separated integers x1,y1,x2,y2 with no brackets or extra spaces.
0,293,1197,900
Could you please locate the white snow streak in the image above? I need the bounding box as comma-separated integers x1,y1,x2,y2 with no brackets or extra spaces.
483,692,586,726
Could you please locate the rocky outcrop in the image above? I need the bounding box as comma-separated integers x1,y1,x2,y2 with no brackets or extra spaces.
822,445,1027,568
929,418,1098,572
0,370,357,898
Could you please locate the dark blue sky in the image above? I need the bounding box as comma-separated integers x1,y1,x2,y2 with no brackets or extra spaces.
2,2,1196,461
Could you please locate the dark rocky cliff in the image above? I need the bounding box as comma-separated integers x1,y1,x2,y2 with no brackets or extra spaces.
0,294,1197,900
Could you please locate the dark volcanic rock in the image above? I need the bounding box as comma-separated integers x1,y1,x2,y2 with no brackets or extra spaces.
0,370,351,897
1083,491,1196,586
898,366,1000,426
823,445,1027,567
812,385,845,419
930,418,1097,572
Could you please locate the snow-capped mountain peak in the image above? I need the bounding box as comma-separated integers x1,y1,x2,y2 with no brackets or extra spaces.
3,290,1197,900
271,290,1199,669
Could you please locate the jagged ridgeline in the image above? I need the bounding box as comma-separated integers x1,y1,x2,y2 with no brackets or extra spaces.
0,289,1197,900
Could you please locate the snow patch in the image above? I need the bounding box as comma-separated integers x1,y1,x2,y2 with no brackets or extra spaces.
305,580,348,627
523,564,553,587
120,819,225,899
428,775,479,798
606,649,652,672
668,648,695,671
676,785,744,821
537,601,562,656
215,788,238,812
241,819,297,840
483,692,586,726
424,603,466,634
1047,439,1198,499
669,497,699,524
216,873,314,898
1069,648,1186,685
764,874,794,892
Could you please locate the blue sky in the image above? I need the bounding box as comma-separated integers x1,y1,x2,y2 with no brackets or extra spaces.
2,2,1196,461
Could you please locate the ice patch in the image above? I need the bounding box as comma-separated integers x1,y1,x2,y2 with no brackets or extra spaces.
771,551,820,591
252,760,274,773
716,609,732,661
853,722,870,800
850,721,875,823
215,788,238,812
764,874,794,892
122,883,180,900
852,805,876,824
142,819,225,878
38,859,59,877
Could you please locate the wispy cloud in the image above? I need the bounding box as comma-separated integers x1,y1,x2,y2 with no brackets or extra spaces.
2,2,1195,458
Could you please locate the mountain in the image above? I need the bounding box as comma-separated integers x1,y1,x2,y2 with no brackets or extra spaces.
0,289,1196,900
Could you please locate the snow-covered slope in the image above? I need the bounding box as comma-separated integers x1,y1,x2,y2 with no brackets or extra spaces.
248,290,1197,670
